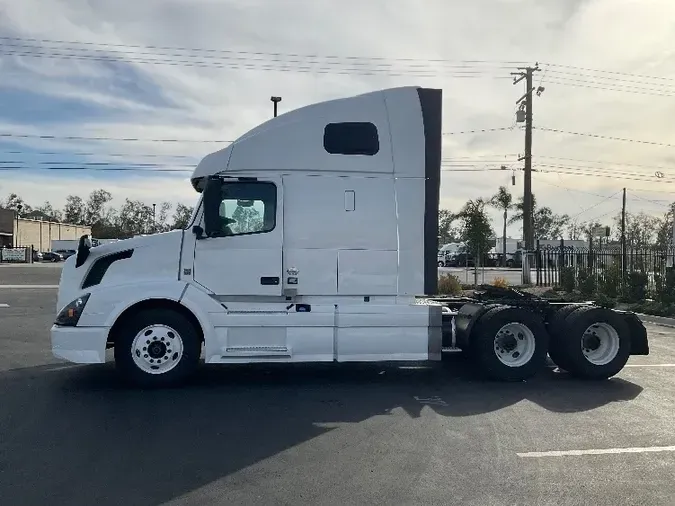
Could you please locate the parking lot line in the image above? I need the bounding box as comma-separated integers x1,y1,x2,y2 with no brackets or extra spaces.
623,364,675,368
517,445,675,458
0,285,58,289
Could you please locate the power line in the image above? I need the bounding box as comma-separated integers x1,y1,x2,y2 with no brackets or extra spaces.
537,155,675,172
442,127,515,136
568,190,622,220
0,48,515,78
0,166,189,173
0,37,530,66
534,167,675,184
533,177,615,198
628,193,671,208
541,61,675,83
0,132,233,143
0,129,512,144
536,127,675,148
535,163,675,180
0,149,196,159
541,78,675,98
6,37,675,97
544,68,675,89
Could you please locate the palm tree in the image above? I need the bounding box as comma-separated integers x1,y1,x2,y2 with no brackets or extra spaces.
490,186,514,267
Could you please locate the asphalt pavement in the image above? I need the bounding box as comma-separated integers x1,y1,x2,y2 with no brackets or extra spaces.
0,268,674,505
0,262,62,286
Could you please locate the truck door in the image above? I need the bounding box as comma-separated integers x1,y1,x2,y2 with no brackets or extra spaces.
192,177,283,296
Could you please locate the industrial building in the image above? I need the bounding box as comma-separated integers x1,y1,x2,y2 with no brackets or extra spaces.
0,208,91,252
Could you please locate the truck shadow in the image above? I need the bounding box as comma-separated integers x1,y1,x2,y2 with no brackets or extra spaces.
0,358,643,506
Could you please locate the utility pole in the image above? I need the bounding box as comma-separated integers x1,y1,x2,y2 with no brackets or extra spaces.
512,64,541,251
271,96,282,117
621,187,627,277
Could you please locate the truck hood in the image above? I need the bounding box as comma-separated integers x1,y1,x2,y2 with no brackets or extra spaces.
56,230,185,312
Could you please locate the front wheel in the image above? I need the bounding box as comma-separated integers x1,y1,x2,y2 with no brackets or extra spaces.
114,308,202,387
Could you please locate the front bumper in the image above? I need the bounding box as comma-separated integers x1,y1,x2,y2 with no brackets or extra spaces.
51,325,109,363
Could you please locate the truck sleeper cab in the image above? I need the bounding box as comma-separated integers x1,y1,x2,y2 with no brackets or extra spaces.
51,86,648,387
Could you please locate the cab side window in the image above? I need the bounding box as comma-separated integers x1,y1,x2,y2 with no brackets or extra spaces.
218,181,277,236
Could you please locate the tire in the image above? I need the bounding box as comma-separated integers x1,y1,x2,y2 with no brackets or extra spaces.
470,306,549,381
438,261,444,267
114,308,202,387
547,304,586,372
554,306,631,380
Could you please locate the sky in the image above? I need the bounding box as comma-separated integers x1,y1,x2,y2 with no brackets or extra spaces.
1,0,675,236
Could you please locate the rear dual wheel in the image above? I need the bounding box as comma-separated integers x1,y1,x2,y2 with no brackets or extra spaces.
470,306,549,381
548,305,630,380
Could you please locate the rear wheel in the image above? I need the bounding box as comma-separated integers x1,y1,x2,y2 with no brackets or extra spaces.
470,306,549,381
114,309,201,387
554,306,631,380
547,304,585,372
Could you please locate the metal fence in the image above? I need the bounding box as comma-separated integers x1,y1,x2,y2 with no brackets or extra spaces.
0,247,31,263
530,243,675,293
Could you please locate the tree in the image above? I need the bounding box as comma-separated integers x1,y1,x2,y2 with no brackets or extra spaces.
438,209,460,245
621,212,659,249
154,202,172,232
509,193,569,240
534,207,569,240
21,201,62,222
172,203,194,230
85,189,113,227
232,205,262,233
117,199,154,237
489,186,514,266
566,219,585,241
63,195,85,225
1,193,31,215
456,198,493,264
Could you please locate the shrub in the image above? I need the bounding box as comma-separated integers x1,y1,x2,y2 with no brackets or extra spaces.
626,272,648,302
656,267,675,303
438,273,462,295
560,267,576,293
599,263,622,299
492,276,508,288
593,292,616,309
577,269,597,296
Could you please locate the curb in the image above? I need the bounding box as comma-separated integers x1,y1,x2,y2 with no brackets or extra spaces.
635,313,675,328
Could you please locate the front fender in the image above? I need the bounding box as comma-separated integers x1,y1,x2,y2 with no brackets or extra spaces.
77,281,189,328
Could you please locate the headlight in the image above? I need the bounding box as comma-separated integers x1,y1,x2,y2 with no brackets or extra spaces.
55,293,91,326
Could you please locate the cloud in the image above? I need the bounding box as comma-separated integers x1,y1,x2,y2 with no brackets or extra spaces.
1,0,675,237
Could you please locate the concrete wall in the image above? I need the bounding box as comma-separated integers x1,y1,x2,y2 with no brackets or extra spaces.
0,208,13,247
14,218,91,251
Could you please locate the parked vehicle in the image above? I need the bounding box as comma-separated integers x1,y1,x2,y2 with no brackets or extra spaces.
51,86,649,387
42,251,63,262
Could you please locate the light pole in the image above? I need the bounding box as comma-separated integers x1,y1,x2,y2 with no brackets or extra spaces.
271,96,282,118
152,203,156,234
15,204,22,247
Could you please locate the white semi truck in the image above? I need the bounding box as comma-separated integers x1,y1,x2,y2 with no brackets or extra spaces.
51,86,649,387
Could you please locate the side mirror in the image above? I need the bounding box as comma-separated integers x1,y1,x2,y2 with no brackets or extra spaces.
202,176,223,238
75,234,91,268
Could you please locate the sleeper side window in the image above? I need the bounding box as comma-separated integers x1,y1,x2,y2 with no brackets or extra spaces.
323,122,379,155
218,181,277,236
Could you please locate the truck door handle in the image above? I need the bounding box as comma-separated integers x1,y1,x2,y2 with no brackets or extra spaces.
260,276,280,285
